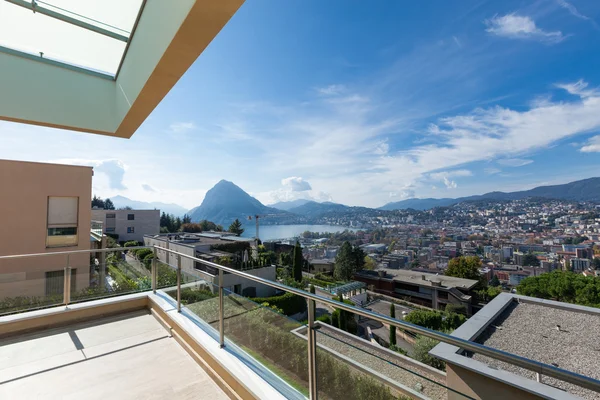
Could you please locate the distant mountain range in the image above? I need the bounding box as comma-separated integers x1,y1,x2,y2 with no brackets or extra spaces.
110,195,188,216
188,180,287,225
117,177,600,225
270,199,313,211
379,177,600,210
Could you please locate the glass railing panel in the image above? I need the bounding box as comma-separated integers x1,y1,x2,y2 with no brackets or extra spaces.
70,249,152,303
0,269,64,315
308,322,475,400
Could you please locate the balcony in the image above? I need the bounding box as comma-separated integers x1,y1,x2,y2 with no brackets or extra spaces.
1,246,599,400
90,220,103,238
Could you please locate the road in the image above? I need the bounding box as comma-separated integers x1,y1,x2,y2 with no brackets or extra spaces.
360,299,416,355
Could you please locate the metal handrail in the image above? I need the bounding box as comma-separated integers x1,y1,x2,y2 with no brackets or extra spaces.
156,246,600,394
1,245,599,394
0,246,151,260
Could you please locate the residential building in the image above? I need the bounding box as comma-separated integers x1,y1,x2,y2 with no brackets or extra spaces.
0,160,92,299
353,269,478,314
144,232,275,297
309,259,335,274
91,209,159,243
570,257,591,272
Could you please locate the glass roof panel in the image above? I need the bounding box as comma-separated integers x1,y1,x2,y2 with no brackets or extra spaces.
0,0,143,76
38,0,143,37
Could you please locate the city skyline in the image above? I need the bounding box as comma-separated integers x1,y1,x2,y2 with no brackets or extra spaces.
2,0,600,209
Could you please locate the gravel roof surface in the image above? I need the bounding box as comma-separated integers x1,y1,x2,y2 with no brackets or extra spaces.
314,326,449,400
473,302,600,400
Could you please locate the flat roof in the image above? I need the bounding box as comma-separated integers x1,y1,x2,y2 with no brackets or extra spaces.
473,301,600,400
358,268,479,290
146,232,253,248
431,293,600,400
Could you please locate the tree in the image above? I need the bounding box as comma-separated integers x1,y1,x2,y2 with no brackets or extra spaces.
104,198,115,210
182,214,192,224
91,195,105,209
517,270,600,306
489,275,500,287
334,241,365,281
414,336,445,370
446,256,482,282
364,256,377,270
593,258,600,270
389,303,397,347
292,241,303,282
334,242,354,281
229,219,244,236
522,253,540,267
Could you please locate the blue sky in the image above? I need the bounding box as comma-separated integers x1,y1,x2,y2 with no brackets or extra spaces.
3,0,600,209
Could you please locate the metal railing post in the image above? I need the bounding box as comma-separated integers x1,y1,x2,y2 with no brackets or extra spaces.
151,247,157,293
63,254,71,306
177,255,182,312
307,299,318,399
219,269,225,348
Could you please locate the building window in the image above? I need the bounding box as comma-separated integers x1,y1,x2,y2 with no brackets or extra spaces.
45,269,76,296
127,227,135,233
106,227,115,233
47,196,78,247
106,213,116,219
127,214,135,220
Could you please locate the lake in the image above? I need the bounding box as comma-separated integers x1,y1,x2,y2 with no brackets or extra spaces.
240,224,357,241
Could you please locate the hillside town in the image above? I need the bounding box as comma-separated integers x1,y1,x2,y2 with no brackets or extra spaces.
293,198,600,289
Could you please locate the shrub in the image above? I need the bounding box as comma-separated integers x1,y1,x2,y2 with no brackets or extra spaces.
142,253,154,270
413,336,445,370
180,288,216,305
404,309,467,332
445,304,467,315
124,241,140,247
251,292,307,316
134,248,153,261
316,314,331,324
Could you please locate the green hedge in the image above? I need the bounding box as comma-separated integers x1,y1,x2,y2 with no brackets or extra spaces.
250,292,307,316
179,288,216,305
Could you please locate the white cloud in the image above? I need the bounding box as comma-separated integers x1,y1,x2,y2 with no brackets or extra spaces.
428,169,471,190
281,176,312,191
485,14,565,44
496,158,533,167
142,184,157,192
50,158,127,190
169,122,196,134
557,0,598,28
484,167,502,175
429,169,472,180
452,36,462,48
555,79,599,98
316,84,346,96
580,135,600,152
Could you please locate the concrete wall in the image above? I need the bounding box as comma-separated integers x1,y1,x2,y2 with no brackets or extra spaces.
446,364,544,400
92,209,159,243
0,160,92,299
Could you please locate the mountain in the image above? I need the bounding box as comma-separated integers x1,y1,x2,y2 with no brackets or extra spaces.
188,180,286,225
110,195,188,216
270,199,313,211
379,177,600,211
287,201,350,217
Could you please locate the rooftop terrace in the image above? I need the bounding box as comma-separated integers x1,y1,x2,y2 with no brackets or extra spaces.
474,301,600,400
